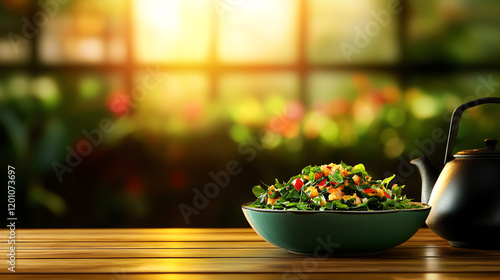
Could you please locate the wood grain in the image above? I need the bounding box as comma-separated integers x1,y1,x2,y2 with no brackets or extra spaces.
7,257,500,273
0,228,263,242
0,228,499,278
3,273,500,280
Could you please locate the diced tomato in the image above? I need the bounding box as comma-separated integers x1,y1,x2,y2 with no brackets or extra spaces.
318,179,327,187
363,188,375,194
374,188,391,199
267,186,276,196
268,196,281,205
314,173,323,181
353,175,362,185
292,178,304,192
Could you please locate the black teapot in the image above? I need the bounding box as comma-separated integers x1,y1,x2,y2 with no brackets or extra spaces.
411,97,500,249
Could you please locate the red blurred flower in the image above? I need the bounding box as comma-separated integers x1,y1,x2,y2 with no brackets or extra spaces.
107,90,131,117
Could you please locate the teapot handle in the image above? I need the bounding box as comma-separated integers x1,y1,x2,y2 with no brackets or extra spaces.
445,97,500,164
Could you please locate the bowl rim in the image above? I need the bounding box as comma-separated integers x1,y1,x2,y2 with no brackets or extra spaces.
242,201,431,214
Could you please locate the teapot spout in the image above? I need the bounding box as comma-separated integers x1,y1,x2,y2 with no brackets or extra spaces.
410,157,440,204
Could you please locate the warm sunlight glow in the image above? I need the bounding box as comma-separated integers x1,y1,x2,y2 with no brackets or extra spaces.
133,0,211,63
140,0,181,29
218,0,298,63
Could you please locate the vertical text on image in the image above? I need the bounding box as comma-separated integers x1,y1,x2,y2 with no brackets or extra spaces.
7,165,17,273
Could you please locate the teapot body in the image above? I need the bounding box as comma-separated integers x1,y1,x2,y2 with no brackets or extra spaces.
427,157,500,248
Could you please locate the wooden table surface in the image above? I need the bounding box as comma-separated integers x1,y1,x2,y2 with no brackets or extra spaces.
1,227,500,279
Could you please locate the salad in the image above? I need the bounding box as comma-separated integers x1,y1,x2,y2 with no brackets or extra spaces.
248,162,420,211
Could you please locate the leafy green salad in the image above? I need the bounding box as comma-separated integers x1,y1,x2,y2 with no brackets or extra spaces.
249,162,420,211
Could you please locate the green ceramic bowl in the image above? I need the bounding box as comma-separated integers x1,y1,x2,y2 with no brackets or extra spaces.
242,202,431,255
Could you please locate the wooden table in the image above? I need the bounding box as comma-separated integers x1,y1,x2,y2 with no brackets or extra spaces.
1,228,500,279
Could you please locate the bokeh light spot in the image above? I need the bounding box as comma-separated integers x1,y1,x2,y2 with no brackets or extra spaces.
264,95,286,114
32,77,60,109
319,120,340,144
7,74,30,98
261,130,282,149
385,107,406,127
229,125,251,143
408,89,440,119
79,76,102,99
384,137,405,158
380,127,398,144
285,137,303,152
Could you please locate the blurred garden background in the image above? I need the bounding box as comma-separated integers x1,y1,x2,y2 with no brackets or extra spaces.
1,0,500,228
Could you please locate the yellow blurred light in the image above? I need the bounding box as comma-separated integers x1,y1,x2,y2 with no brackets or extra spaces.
229,125,251,143
261,130,282,150
337,120,357,147
74,10,106,36
79,76,102,99
319,119,340,144
134,0,211,63
7,74,30,98
285,137,303,152
73,38,105,62
353,98,376,127
379,127,398,144
303,111,324,139
408,89,440,119
139,0,180,29
105,119,126,144
384,137,405,158
218,0,298,63
166,117,186,135
265,95,287,114
303,111,340,143
32,77,60,109
385,107,406,127
230,97,264,125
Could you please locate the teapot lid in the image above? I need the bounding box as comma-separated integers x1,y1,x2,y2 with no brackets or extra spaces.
455,139,500,158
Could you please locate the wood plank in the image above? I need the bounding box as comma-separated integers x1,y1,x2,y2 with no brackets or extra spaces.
1,246,500,259
0,240,453,250
2,273,500,280
0,241,273,249
2,228,498,276
0,227,442,243
0,248,293,259
5,257,500,273
0,227,443,243
0,228,263,242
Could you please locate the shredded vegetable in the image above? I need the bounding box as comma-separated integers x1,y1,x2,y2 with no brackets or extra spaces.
249,162,420,211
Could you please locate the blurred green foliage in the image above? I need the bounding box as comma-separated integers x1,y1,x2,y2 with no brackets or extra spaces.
1,0,500,227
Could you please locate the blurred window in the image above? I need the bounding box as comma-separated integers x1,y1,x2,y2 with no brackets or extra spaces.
1,0,500,153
